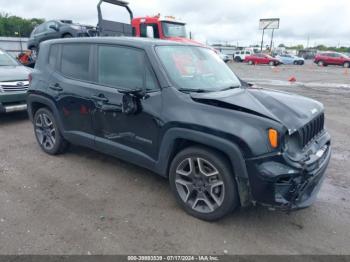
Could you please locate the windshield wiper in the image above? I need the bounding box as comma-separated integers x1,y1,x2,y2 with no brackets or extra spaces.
219,85,241,91
178,88,210,93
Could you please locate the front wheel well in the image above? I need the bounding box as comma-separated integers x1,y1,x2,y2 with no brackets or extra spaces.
167,138,234,177
30,101,51,119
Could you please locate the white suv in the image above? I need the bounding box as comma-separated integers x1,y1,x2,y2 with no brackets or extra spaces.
234,50,253,62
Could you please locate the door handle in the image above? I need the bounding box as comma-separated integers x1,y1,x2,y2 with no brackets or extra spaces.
91,94,109,102
100,104,122,112
49,83,63,91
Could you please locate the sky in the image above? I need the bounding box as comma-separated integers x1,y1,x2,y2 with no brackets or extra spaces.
1,0,350,47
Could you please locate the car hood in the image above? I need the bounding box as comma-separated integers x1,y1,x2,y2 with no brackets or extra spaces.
0,66,31,82
190,87,324,134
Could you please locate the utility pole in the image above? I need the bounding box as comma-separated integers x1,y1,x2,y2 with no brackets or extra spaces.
270,29,275,51
260,29,265,51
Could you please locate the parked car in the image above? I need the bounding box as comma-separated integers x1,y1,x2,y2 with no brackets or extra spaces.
244,53,282,66
314,52,350,68
0,49,31,113
276,54,305,65
218,52,231,63
233,50,253,62
27,20,97,55
27,38,331,221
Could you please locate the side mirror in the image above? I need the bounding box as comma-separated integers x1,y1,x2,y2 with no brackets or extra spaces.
146,26,154,38
122,94,139,115
49,25,58,31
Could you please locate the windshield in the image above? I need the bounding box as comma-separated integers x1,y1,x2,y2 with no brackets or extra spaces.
162,22,187,38
0,50,18,66
156,45,242,92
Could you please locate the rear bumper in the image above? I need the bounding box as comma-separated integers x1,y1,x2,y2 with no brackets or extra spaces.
245,131,331,210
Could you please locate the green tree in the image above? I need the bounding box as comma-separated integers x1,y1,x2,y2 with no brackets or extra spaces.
0,13,45,37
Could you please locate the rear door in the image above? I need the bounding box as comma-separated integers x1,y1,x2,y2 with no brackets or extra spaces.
52,43,95,147
91,44,162,161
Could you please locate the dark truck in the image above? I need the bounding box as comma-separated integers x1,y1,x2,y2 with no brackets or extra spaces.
27,37,331,221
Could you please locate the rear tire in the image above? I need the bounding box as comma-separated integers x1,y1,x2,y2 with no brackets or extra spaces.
318,60,325,67
33,108,69,155
234,56,242,63
269,61,275,66
248,60,253,65
344,62,350,68
169,146,239,221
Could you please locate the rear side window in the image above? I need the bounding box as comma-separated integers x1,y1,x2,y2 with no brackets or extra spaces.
48,44,59,68
61,44,90,80
97,45,144,90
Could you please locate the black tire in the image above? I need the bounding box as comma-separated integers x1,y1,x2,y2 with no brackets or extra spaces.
33,108,69,155
318,60,325,67
63,34,73,38
269,61,275,66
344,62,350,68
248,60,253,65
234,56,242,63
169,146,239,221
293,61,298,65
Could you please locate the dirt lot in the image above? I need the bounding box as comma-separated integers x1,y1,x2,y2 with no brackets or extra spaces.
0,61,349,255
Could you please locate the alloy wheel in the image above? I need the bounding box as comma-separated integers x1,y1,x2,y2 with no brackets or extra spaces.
35,113,56,151
174,157,225,213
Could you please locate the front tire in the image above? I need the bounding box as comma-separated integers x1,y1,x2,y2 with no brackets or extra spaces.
169,146,239,221
344,62,350,68
33,108,68,155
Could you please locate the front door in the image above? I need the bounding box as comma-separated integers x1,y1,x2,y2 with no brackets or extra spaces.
91,45,162,163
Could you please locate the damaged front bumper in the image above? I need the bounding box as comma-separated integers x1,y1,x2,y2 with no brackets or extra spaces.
245,131,331,211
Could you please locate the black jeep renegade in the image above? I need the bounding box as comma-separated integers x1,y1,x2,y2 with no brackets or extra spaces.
27,37,331,221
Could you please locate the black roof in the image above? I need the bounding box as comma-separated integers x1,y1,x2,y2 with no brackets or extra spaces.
44,37,197,49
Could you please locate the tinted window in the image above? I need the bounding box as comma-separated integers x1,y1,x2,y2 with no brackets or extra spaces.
61,44,90,80
35,24,45,34
98,46,144,90
46,21,58,31
48,44,59,68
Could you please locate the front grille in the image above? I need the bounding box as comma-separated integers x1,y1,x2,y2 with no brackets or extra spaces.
298,113,325,148
0,81,29,92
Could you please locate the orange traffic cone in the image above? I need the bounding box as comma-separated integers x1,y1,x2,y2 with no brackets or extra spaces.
288,76,297,82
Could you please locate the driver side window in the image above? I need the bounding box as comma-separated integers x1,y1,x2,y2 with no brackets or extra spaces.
97,45,158,91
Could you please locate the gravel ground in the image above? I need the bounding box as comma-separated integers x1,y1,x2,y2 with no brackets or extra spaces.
0,61,349,255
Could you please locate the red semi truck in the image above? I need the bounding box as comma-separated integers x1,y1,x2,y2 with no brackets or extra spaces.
98,0,203,45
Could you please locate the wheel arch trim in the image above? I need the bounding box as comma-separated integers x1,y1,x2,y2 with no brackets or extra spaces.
155,128,252,206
